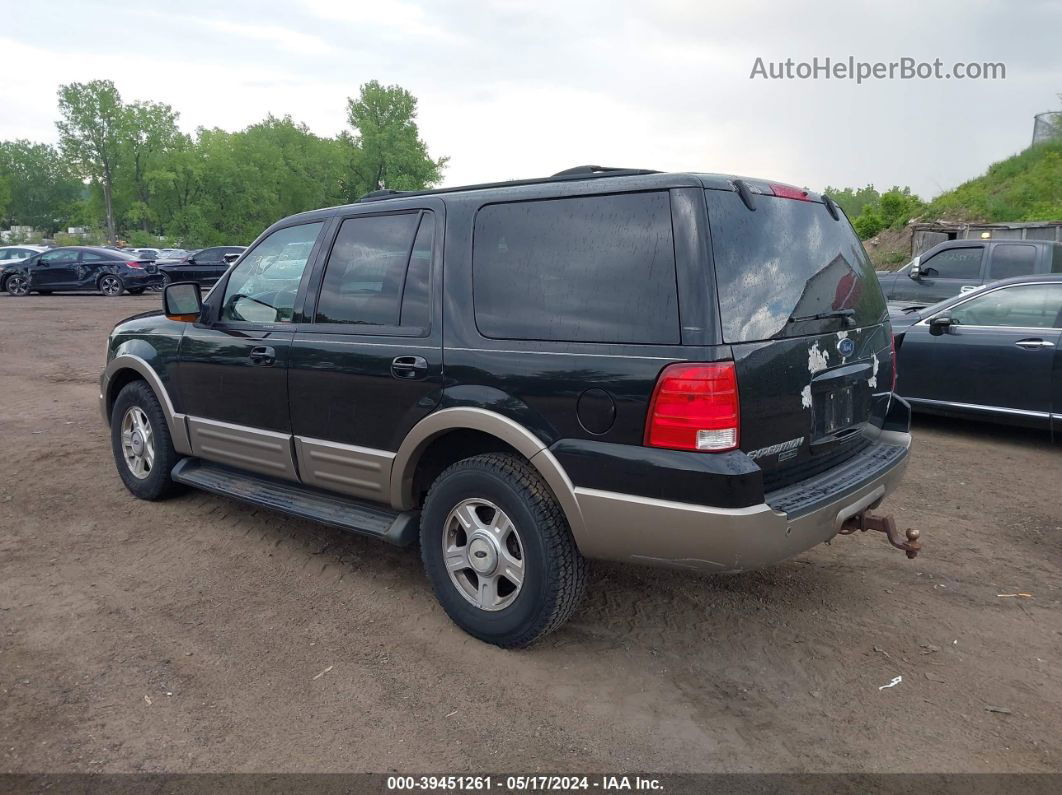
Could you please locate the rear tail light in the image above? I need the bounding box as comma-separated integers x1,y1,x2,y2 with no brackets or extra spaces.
126,261,144,269
644,362,740,452
890,333,898,391
769,183,810,201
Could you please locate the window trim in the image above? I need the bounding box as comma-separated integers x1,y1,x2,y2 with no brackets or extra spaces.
304,208,436,339
469,189,683,346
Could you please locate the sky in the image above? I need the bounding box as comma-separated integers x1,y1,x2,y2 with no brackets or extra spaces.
2,0,1059,199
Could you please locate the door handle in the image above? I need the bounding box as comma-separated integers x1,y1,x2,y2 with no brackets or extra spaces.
1014,339,1054,350
249,345,276,366
391,355,428,379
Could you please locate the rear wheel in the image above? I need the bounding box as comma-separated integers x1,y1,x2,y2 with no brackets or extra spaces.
99,274,124,296
420,453,588,648
6,274,29,297
127,288,145,295
110,381,182,500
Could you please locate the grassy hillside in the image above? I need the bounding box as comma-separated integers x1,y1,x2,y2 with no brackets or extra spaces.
925,139,1062,222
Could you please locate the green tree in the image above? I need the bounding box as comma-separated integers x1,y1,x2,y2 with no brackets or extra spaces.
822,184,880,219
344,80,447,200
0,174,10,221
852,205,884,239
118,100,182,234
56,80,125,243
0,140,84,232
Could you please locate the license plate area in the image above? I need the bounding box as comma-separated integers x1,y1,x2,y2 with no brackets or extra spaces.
810,362,873,442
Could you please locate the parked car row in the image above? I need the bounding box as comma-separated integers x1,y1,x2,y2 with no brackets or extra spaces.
1,244,246,297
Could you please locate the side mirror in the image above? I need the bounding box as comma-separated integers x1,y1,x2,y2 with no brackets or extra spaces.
928,315,953,336
186,256,197,264
163,281,203,322
223,253,240,264
908,264,921,280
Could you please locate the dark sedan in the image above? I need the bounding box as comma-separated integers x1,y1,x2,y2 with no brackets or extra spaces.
892,275,1062,429
4,246,163,297
157,245,245,287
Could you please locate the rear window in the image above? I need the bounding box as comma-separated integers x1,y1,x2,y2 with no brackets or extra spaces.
473,192,679,344
706,189,887,343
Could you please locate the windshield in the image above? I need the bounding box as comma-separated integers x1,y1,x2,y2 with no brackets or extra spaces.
706,189,887,342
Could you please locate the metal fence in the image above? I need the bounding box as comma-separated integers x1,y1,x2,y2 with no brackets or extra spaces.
1032,111,1062,145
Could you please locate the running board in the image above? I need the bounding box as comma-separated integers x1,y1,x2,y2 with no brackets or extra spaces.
171,458,418,546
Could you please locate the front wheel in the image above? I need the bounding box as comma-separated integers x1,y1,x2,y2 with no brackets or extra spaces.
110,381,182,500
420,453,588,648
99,274,124,296
6,274,29,297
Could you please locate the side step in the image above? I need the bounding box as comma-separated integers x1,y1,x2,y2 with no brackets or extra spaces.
171,458,419,546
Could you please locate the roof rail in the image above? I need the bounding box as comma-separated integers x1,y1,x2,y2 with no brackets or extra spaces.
359,189,410,202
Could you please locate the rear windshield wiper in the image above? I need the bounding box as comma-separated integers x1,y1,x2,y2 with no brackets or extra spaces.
787,309,856,326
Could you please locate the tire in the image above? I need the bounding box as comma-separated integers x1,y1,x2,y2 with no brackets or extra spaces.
110,381,183,500
127,288,145,295
420,453,588,648
99,274,124,296
5,274,29,297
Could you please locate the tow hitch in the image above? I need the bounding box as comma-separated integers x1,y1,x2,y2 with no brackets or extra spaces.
839,511,922,559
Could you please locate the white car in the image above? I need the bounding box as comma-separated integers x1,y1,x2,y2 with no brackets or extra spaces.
0,244,47,267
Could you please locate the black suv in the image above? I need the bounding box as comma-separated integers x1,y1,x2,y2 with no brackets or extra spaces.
6,246,163,296
100,167,913,647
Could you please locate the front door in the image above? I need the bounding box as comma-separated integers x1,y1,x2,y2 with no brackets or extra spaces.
892,245,985,302
32,249,80,289
175,221,327,480
288,206,443,502
899,283,1062,415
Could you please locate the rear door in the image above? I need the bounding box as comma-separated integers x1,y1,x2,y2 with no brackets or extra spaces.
898,283,1062,416
705,188,893,491
287,206,443,501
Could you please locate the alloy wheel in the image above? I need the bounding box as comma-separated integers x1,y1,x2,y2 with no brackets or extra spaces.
7,275,28,296
100,276,122,296
442,498,525,611
120,406,155,479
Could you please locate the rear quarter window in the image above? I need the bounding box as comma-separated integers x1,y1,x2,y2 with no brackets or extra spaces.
472,192,680,344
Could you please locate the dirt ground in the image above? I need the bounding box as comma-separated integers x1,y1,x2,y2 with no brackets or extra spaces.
1,293,1060,774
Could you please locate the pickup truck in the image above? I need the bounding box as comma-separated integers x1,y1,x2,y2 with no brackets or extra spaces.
877,239,1062,304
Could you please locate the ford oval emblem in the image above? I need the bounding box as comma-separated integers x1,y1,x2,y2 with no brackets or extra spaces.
838,338,855,357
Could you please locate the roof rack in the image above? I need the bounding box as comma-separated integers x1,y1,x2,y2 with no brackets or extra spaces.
356,165,659,203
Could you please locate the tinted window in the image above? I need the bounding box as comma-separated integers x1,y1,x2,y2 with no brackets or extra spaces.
315,212,423,327
473,193,679,344
706,190,886,342
949,284,1062,329
222,222,322,323
1052,245,1062,273
40,250,78,264
81,251,112,262
988,244,1037,279
921,247,982,279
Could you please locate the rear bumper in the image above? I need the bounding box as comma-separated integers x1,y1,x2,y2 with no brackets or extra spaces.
572,424,912,573
123,271,164,287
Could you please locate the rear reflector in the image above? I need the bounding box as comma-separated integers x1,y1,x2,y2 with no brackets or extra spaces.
769,183,810,201
644,362,740,452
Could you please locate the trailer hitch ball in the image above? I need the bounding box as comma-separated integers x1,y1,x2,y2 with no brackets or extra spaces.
839,511,922,559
